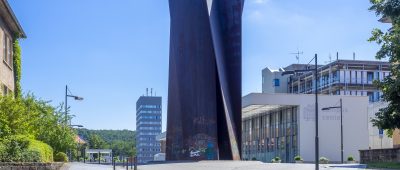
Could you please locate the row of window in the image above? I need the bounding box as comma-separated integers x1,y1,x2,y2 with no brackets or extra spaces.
138,148,160,152
242,106,299,162
138,132,161,135
137,142,160,146
137,110,161,114
137,115,161,121
137,121,162,126
138,137,155,141
290,70,390,93
138,126,161,130
138,105,161,109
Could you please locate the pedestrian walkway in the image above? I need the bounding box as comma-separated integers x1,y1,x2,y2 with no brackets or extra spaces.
61,161,384,170
61,162,127,170
137,161,373,170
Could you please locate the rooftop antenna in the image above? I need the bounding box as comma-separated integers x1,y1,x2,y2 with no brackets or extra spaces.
324,53,333,64
353,52,356,60
290,48,303,64
151,88,153,96
337,52,339,61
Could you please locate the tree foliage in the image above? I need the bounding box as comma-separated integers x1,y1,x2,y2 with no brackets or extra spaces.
369,0,400,133
0,94,76,157
77,129,136,156
12,39,22,98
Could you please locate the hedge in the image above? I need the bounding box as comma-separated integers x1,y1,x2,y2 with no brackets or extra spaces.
54,152,68,162
0,135,53,162
27,139,53,163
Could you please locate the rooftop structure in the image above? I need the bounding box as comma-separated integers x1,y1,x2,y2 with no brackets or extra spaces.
263,59,390,102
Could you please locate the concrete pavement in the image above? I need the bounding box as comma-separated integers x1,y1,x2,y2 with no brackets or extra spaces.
62,161,380,170
61,162,126,170
138,161,371,170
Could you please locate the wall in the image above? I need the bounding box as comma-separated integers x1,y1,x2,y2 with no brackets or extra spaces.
359,148,400,163
0,163,64,170
0,16,15,93
393,129,400,148
261,68,288,94
368,102,393,149
242,93,369,162
299,95,369,163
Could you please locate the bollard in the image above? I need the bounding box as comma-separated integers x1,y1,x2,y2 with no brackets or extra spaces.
113,158,116,170
134,156,137,170
123,157,125,167
98,151,101,164
126,157,129,170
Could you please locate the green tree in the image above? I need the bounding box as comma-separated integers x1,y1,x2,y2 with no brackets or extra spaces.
369,0,400,135
77,129,136,157
0,94,76,154
88,134,107,149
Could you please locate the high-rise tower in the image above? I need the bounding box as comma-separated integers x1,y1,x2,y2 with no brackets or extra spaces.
136,92,162,163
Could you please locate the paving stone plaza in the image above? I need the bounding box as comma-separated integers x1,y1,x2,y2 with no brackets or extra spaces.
62,161,378,170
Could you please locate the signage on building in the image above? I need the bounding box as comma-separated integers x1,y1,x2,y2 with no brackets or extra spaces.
379,129,384,138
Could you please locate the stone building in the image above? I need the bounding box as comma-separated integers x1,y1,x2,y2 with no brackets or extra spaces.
0,0,25,95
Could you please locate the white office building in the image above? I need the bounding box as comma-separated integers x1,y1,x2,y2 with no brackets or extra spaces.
261,59,392,149
242,93,369,163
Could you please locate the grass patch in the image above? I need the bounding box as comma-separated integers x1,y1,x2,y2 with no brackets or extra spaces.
367,162,400,169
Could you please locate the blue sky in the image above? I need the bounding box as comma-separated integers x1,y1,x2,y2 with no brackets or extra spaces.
8,0,388,131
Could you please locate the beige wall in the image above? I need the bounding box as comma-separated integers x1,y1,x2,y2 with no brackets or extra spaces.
393,129,400,148
0,16,15,94
368,102,393,149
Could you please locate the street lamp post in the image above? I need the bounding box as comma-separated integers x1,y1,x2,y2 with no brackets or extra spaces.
314,54,319,170
282,54,319,170
65,85,84,162
322,98,343,164
65,85,84,125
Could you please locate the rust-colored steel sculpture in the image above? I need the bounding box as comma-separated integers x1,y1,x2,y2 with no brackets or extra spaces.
166,0,244,161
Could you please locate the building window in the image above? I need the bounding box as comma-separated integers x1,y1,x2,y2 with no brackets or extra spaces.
367,72,374,83
3,35,12,68
273,79,280,87
2,85,9,95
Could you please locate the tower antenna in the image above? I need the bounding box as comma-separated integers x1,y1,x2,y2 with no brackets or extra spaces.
290,48,303,64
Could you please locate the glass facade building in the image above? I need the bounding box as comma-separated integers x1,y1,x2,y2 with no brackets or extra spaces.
136,96,162,163
242,106,298,163
262,60,390,102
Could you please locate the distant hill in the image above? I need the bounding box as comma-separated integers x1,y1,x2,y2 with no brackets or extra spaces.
76,129,136,156
77,129,135,143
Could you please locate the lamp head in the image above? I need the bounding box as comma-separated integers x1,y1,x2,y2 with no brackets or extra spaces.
74,96,84,101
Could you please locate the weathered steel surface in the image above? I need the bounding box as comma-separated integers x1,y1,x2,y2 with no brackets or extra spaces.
166,0,244,161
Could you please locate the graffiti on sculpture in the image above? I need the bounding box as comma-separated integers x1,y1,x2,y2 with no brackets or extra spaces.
186,133,216,160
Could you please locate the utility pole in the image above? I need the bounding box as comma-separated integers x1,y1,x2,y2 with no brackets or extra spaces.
340,98,343,164
65,85,68,125
315,54,319,170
